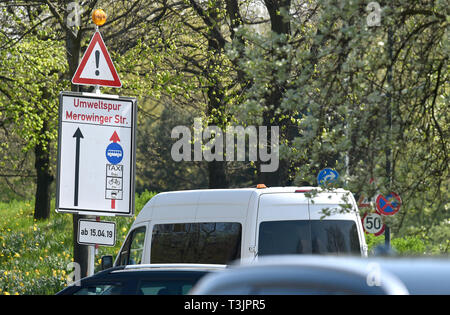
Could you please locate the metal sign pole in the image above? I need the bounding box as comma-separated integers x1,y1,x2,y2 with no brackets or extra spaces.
385,226,391,248
87,244,95,276
61,9,128,278
86,215,96,276
385,28,394,249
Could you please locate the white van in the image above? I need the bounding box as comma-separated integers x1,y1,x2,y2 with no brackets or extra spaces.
112,186,368,267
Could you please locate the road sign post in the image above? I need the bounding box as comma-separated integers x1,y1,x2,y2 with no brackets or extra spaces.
56,92,137,217
64,9,132,277
375,192,401,249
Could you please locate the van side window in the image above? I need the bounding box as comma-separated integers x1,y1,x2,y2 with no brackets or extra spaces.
258,220,360,256
151,222,241,264
118,226,146,266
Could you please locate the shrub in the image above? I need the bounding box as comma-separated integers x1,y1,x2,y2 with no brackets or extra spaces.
365,234,428,256
0,191,157,294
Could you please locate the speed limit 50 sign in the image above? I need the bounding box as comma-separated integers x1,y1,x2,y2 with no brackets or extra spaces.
362,212,385,236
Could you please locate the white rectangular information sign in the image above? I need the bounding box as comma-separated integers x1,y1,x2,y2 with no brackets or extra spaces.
56,91,136,216
77,219,116,247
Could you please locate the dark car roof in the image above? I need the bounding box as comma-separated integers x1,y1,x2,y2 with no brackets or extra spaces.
56,263,225,295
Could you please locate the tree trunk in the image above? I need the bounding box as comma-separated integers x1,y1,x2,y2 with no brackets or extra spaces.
208,160,228,188
257,0,292,187
72,214,88,278
206,75,229,188
33,122,53,220
205,6,229,189
66,25,89,277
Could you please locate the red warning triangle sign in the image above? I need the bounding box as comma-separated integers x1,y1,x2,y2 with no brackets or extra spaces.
72,31,122,88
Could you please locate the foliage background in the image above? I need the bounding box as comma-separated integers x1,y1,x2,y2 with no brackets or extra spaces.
0,0,448,294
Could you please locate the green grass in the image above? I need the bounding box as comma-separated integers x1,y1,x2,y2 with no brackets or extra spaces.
0,190,156,295
0,200,72,294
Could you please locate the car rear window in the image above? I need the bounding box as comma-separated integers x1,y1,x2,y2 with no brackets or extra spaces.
137,275,205,295
151,222,242,264
73,283,124,295
258,220,360,255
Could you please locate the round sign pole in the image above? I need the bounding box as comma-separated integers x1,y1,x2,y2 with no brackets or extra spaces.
385,225,391,248
87,9,107,277
375,192,401,248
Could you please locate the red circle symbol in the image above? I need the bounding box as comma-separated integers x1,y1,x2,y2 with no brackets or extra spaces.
376,192,401,216
362,212,385,236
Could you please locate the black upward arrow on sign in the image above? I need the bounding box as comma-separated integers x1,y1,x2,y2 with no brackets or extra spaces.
73,127,84,206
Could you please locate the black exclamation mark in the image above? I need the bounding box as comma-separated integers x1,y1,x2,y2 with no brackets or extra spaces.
95,50,100,76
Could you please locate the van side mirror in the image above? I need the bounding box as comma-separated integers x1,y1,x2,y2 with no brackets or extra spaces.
101,255,114,270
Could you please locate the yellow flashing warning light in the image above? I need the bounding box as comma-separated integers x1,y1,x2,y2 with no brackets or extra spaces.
92,9,107,26
256,184,267,189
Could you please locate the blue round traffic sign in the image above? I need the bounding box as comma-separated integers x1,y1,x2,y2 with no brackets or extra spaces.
317,168,339,186
106,142,123,165
376,192,401,216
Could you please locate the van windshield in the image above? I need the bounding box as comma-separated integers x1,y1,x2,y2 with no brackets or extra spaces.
151,222,242,264
258,220,360,255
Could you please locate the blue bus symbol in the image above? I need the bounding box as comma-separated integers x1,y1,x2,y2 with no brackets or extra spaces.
106,142,123,165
